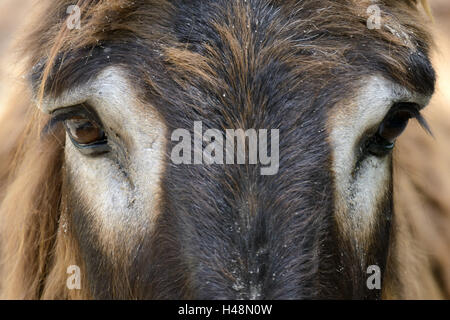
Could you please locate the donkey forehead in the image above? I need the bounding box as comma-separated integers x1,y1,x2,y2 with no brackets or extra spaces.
31,0,435,104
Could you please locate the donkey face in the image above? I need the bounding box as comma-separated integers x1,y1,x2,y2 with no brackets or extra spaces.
32,0,435,299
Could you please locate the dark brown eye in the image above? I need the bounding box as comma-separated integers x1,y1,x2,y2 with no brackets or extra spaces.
378,109,414,143
366,103,428,157
49,104,110,155
64,116,106,146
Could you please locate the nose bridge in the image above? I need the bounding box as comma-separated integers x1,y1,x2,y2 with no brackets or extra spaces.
164,101,337,299
162,115,336,299
188,176,287,299
229,194,269,300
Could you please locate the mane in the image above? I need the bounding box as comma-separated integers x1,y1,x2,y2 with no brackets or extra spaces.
0,0,448,299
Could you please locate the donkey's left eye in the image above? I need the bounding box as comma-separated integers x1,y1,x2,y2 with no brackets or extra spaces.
378,108,414,143
366,103,431,157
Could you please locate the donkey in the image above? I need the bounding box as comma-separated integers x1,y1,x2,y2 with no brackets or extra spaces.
0,0,440,299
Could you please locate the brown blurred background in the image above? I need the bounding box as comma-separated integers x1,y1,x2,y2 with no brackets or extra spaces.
430,0,450,117
0,0,32,105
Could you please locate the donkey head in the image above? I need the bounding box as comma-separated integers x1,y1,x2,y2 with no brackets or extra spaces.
1,0,435,299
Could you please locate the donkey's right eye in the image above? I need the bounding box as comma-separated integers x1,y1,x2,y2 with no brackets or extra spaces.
50,104,110,156
64,117,107,146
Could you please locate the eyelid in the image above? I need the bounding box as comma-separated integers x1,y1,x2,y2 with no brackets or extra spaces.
43,103,103,135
